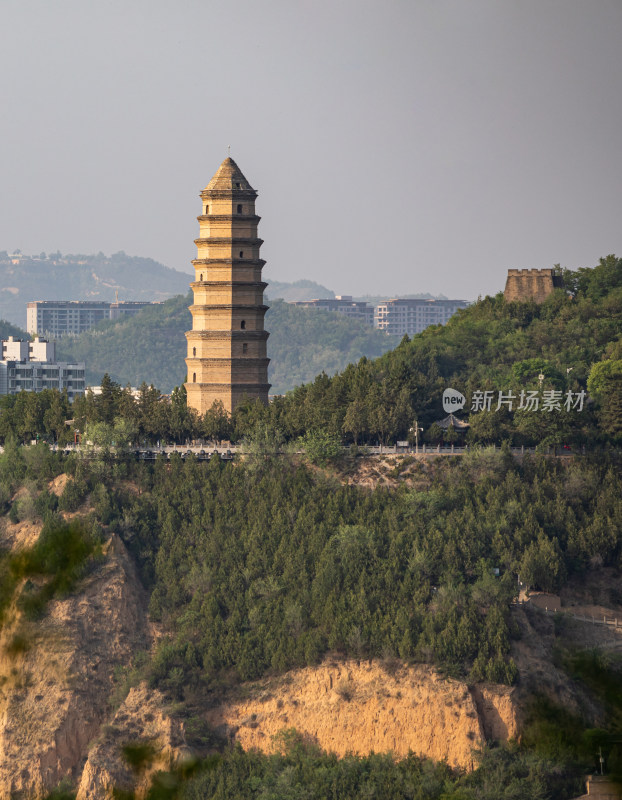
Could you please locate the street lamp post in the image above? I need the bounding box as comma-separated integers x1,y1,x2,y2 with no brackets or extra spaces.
410,420,423,454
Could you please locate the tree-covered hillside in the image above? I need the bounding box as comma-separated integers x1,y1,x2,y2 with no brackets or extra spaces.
259,256,622,447
3,441,621,696
56,294,191,391
268,300,397,393
55,295,398,394
0,319,27,341
2,443,619,800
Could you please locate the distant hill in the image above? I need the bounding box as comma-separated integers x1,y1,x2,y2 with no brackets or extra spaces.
265,279,334,302
55,294,398,394
0,250,190,327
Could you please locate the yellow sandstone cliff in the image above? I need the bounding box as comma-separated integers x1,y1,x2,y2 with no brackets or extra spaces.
0,530,150,798
205,659,518,771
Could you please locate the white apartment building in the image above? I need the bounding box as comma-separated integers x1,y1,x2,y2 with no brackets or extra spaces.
0,337,85,400
27,300,154,337
374,298,469,336
288,295,469,335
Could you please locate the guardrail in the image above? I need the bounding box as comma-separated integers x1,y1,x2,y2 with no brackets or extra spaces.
81,448,236,461
2,442,612,459
42,444,542,458
366,444,588,456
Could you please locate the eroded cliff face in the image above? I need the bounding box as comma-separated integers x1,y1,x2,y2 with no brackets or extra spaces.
0,531,151,799
205,659,519,771
76,684,189,800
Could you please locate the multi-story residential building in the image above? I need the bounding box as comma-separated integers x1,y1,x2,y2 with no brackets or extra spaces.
0,337,85,400
374,298,470,336
26,300,154,337
290,296,374,326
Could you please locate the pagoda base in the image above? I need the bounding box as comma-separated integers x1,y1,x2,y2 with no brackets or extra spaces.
185,382,271,415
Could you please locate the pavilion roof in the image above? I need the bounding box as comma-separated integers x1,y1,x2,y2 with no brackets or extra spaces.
436,413,470,430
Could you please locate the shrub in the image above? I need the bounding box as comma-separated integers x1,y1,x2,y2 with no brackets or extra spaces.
299,429,341,465
58,478,89,512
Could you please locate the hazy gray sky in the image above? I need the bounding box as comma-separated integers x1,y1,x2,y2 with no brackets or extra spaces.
1,0,621,299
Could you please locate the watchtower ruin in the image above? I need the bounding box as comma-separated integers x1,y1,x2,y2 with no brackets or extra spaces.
503,268,563,303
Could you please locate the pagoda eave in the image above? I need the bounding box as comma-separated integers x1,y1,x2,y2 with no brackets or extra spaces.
192,258,266,268
190,281,268,290
194,237,264,247
185,357,270,366
186,381,272,391
197,214,261,223
185,330,269,341
200,188,257,199
189,304,269,313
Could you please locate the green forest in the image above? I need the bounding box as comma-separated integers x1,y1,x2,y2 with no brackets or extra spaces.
4,442,621,800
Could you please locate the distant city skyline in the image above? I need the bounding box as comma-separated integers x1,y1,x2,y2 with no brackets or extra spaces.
1,0,621,301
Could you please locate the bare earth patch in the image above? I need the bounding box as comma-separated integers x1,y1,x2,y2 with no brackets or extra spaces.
204,659,518,771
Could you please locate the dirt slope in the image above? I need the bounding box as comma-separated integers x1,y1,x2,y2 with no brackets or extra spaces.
205,659,518,771
0,534,150,799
